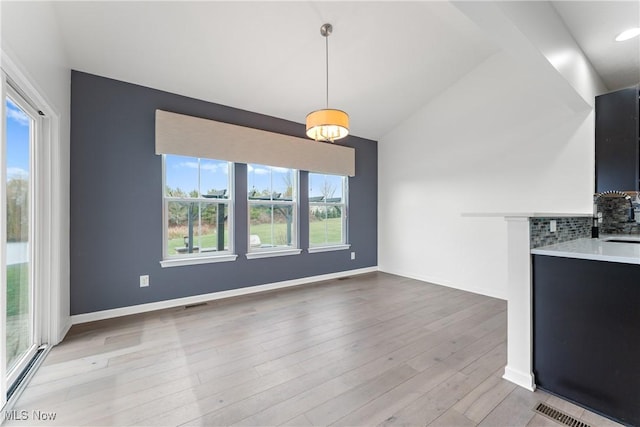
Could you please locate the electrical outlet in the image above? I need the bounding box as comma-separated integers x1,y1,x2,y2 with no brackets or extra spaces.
550,220,556,233
140,275,149,287
351,252,356,260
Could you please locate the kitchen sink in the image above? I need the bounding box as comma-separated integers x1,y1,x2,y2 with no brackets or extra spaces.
602,237,640,243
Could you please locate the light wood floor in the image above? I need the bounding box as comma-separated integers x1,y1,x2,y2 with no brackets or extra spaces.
6,272,622,427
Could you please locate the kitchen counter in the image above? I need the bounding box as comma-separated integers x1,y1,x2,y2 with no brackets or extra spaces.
531,235,640,264
461,212,592,218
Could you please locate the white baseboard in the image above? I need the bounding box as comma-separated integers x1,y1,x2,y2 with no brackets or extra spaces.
71,266,378,325
377,267,506,301
56,319,72,345
503,366,536,391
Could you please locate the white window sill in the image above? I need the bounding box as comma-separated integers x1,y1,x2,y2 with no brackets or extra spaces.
307,244,351,254
160,254,238,268
246,248,302,260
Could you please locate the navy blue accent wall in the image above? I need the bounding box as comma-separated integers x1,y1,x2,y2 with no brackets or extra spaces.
70,71,377,315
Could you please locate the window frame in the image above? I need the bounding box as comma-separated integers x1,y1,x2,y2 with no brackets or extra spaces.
160,155,236,268
246,164,301,259
308,173,350,252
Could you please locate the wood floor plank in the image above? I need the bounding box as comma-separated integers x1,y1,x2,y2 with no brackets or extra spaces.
429,408,477,427
477,386,547,427
280,414,314,427
329,363,457,427
303,364,420,426
453,369,516,423
5,272,603,427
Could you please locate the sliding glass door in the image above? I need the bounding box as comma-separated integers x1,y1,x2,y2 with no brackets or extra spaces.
3,83,40,394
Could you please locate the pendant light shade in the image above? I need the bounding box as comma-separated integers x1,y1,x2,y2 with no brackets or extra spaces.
306,23,349,143
306,108,349,141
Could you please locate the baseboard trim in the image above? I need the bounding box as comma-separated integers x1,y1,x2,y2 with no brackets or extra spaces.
377,267,506,301
503,366,536,391
57,319,72,345
71,266,378,325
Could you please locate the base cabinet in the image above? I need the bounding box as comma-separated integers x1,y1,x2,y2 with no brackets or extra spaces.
533,255,640,426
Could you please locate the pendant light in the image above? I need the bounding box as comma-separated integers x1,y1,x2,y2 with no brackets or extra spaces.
306,23,349,143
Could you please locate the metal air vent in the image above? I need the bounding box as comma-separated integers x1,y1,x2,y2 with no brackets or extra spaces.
534,402,590,427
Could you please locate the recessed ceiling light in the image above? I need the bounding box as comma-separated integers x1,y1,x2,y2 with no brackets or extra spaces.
615,27,640,42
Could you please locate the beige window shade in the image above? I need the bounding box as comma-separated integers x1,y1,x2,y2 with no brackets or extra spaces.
155,110,355,176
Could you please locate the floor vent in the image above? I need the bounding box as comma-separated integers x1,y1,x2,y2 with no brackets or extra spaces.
534,402,590,427
337,276,351,281
184,302,208,309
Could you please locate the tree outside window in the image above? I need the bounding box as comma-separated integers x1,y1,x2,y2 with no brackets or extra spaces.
309,173,347,247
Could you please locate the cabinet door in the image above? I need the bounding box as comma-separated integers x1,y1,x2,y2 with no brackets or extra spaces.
595,86,639,192
533,255,640,426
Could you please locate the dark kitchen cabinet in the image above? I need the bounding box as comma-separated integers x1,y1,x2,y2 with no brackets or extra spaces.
595,85,640,192
533,255,640,426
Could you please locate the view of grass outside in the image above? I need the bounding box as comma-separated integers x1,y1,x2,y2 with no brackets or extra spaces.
7,263,28,316
166,217,342,253
7,262,29,370
309,217,342,245
167,225,229,255
249,204,295,247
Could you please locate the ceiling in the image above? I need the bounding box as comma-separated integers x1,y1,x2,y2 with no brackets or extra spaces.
552,1,640,91
50,1,639,141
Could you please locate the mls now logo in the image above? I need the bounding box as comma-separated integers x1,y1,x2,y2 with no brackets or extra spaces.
32,410,57,421
3,409,57,421
4,410,29,421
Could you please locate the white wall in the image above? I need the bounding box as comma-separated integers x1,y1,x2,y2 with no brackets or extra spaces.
1,1,71,341
378,47,603,299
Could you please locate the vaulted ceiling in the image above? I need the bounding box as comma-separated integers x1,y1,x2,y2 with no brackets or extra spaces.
49,1,639,141
552,0,640,90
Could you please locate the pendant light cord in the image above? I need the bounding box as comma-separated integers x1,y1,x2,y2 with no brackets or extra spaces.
325,34,329,109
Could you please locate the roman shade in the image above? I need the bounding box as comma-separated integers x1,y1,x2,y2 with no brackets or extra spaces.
155,110,355,176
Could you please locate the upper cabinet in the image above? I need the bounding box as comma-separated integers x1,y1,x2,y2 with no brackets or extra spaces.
595,85,640,193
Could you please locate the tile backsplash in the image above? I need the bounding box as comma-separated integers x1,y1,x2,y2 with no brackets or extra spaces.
530,217,592,248
528,195,640,248
597,196,640,235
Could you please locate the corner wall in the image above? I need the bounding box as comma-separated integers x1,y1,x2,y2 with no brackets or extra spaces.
70,71,377,315
378,51,601,299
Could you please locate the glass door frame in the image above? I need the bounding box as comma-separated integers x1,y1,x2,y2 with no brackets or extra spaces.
3,82,41,389
0,68,7,409
0,53,62,409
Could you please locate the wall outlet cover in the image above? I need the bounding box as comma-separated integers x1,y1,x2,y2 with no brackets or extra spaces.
140,275,149,287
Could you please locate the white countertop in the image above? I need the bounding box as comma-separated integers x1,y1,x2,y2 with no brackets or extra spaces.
531,235,640,265
462,212,592,218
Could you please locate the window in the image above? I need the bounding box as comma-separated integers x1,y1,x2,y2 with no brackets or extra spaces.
162,155,234,266
3,85,40,391
309,173,348,249
247,164,299,257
